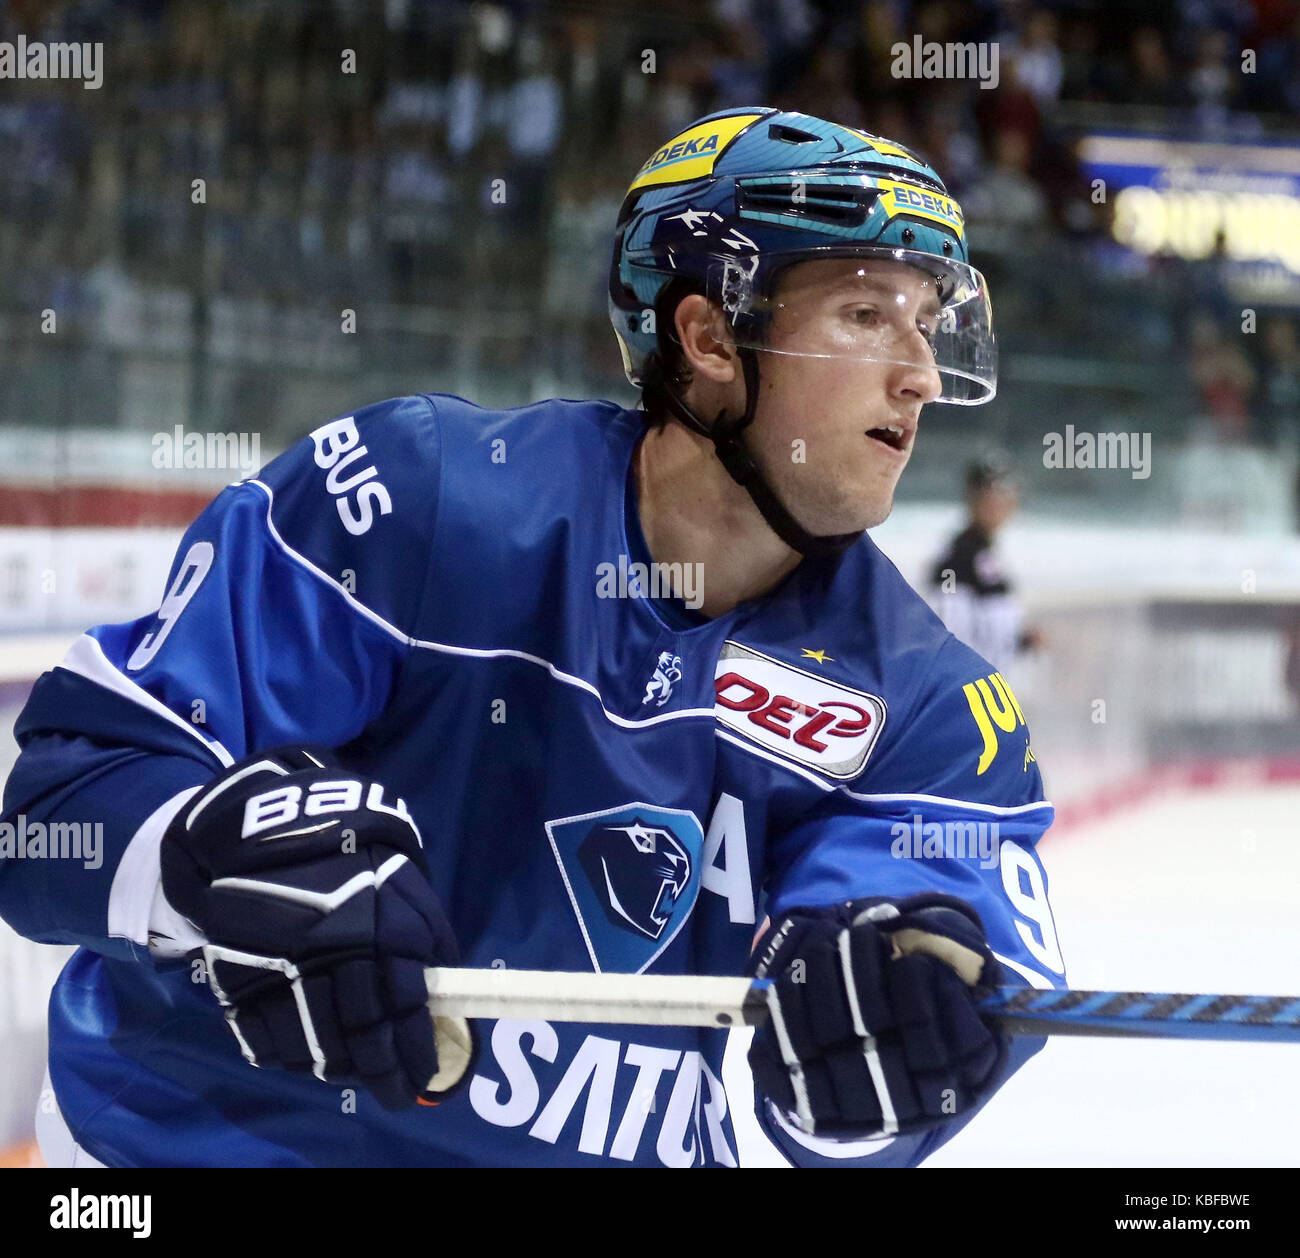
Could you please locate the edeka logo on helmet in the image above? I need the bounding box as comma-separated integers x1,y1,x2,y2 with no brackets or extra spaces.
879,179,965,237
629,112,768,194
607,107,996,559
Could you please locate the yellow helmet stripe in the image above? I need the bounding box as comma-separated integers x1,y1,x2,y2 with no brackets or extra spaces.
628,112,767,193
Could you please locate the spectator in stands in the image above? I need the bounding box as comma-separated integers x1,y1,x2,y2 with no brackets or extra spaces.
1005,7,1064,107
1256,10,1300,114
961,126,1048,253
1127,28,1186,108
1186,27,1237,122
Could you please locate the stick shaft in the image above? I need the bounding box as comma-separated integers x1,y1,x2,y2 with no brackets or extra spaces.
979,986,1300,1042
426,966,768,1028
426,967,1300,1043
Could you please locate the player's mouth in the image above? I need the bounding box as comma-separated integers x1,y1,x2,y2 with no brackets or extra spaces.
865,423,913,453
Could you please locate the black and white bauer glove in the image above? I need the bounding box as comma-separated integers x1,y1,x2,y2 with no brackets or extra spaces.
748,893,1010,1140
157,745,472,1111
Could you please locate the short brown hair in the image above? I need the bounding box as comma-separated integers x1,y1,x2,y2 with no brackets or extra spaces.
639,278,700,427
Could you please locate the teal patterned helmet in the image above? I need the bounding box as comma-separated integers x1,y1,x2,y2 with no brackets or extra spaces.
608,106,995,405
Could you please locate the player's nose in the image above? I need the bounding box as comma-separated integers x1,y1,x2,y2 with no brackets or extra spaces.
889,355,943,407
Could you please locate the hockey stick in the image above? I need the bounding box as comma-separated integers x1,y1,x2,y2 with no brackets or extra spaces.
425,967,1300,1043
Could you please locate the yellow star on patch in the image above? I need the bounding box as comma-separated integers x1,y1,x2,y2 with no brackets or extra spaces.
800,648,834,664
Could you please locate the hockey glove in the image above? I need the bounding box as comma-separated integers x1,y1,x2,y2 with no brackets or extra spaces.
159,745,471,1111
748,893,1009,1140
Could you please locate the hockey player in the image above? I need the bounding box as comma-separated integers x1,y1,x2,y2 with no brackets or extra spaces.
0,107,1064,1168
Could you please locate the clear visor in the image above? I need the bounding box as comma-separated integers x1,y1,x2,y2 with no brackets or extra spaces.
703,247,996,405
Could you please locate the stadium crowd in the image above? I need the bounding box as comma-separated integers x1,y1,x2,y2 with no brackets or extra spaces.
0,0,1297,496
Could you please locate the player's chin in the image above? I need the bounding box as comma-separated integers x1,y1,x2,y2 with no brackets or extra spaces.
785,462,899,536
802,487,894,536
852,494,895,532
849,467,903,528
853,470,901,529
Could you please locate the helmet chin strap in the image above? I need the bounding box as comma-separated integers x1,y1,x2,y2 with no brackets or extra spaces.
645,347,863,559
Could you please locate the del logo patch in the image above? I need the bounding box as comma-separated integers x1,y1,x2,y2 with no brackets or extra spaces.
714,641,886,780
545,803,704,973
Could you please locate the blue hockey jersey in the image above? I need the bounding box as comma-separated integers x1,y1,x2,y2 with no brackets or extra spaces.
0,395,1066,1167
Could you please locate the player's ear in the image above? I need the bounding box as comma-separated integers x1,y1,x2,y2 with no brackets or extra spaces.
674,294,738,385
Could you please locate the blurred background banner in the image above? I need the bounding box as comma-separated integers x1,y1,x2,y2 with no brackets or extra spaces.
2,0,1300,1165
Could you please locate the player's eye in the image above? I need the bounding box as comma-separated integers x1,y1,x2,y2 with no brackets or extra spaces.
846,305,881,327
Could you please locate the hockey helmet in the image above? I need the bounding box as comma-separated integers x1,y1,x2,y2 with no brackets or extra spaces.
608,107,995,405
